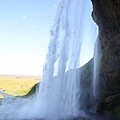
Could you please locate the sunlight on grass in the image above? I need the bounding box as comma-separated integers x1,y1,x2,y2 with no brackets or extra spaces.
0,94,3,98
0,76,40,98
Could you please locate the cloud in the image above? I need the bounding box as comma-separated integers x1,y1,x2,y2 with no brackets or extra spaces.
32,26,37,29
22,16,27,20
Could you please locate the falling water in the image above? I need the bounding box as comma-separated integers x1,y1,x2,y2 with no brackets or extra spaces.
93,37,101,99
0,0,98,120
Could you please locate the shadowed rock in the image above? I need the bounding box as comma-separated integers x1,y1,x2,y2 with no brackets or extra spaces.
91,0,120,116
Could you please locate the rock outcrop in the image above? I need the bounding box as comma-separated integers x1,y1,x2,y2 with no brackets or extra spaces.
91,0,120,94
91,0,120,116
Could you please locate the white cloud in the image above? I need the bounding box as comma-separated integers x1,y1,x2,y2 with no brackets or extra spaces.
22,16,27,20
32,26,37,29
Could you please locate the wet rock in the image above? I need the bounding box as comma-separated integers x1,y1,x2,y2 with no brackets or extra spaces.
102,94,120,117
91,0,120,116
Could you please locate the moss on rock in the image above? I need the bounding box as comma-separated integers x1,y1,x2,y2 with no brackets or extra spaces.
102,94,120,116
23,82,40,97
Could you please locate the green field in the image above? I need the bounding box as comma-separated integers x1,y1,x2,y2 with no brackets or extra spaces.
0,75,40,98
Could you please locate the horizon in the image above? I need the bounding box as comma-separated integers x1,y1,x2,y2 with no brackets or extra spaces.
0,0,58,76
0,73,42,77
0,0,97,77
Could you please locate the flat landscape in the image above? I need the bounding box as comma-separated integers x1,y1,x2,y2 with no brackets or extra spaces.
0,75,40,98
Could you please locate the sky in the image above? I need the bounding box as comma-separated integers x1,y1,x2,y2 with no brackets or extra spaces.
0,0,58,76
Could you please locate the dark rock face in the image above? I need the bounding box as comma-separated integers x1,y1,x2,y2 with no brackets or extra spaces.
91,0,120,95
97,31,120,97
91,0,120,31
91,0,120,116
102,94,120,117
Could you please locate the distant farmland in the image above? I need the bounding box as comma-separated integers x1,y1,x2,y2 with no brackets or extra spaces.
0,75,40,98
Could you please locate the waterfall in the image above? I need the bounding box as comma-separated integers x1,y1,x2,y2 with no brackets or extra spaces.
93,37,101,99
0,0,98,120
92,35,102,112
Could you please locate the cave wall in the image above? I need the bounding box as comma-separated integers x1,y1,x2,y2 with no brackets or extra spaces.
91,0,120,115
91,0,120,118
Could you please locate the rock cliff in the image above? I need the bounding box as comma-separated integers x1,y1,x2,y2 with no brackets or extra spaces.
91,0,120,116
92,0,120,94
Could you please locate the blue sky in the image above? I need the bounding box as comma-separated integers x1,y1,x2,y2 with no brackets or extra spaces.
0,0,58,76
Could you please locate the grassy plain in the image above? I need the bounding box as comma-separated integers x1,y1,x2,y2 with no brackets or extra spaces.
0,75,40,98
